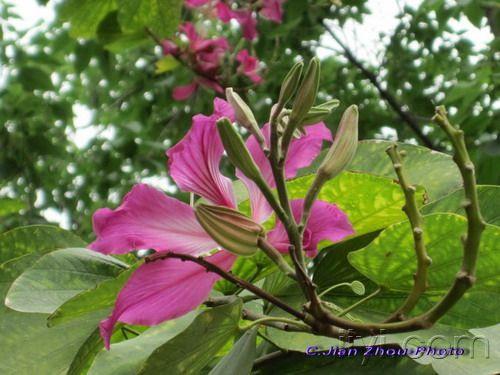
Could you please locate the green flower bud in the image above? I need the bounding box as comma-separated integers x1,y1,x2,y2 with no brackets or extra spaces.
216,117,264,183
195,204,264,256
301,107,331,126
300,100,340,127
225,88,263,141
318,105,358,179
290,57,320,123
278,61,303,107
315,99,340,112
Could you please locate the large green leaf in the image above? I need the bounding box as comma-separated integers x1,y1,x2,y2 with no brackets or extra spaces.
48,264,138,327
0,225,85,265
5,247,128,314
209,328,258,375
138,299,242,374
88,312,198,375
347,140,462,200
348,214,500,328
60,0,117,38
287,171,426,240
0,227,103,375
118,0,182,37
422,185,500,225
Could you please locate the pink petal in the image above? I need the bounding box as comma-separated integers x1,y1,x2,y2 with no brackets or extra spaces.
236,122,331,222
233,10,257,40
172,82,198,101
89,184,217,255
167,99,236,207
260,0,283,23
100,251,236,349
267,199,354,257
180,22,200,44
216,1,233,22
196,76,224,94
236,49,262,83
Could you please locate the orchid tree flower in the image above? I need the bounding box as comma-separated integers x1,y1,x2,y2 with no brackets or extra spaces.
90,96,354,349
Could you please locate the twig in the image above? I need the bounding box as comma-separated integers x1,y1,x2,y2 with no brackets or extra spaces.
384,145,431,322
321,22,438,150
338,288,382,317
145,252,306,321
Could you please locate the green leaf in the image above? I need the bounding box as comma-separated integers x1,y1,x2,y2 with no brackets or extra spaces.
209,328,258,375
0,228,103,375
67,327,102,375
60,0,117,38
348,214,500,328
155,55,180,74
422,185,500,226
287,172,426,240
138,299,242,374
0,198,25,217
48,264,138,327
88,312,198,375
5,247,128,314
253,351,435,374
117,0,182,38
18,66,54,91
0,225,85,267
347,140,462,200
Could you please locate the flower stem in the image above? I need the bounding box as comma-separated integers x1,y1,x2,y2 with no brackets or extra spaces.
337,288,381,317
384,144,431,322
317,282,352,298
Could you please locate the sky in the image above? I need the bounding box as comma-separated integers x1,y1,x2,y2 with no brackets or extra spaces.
6,0,493,228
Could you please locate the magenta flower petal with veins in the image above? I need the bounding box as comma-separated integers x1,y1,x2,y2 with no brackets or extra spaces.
267,199,355,257
167,98,236,207
89,184,217,255
99,251,236,349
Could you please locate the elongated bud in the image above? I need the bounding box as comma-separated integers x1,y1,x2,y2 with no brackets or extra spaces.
301,100,340,126
290,57,320,124
318,105,358,179
225,88,264,142
195,204,264,256
278,61,303,107
216,117,264,182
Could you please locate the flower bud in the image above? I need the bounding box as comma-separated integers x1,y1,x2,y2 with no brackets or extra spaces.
278,61,303,107
195,204,264,256
301,100,340,126
318,105,358,179
216,117,264,183
225,88,263,141
290,57,320,124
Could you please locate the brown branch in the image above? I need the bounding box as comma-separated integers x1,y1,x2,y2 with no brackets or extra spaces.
321,22,438,150
145,251,306,321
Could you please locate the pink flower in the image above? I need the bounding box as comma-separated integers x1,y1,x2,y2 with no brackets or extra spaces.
260,0,284,23
90,98,353,348
236,49,263,84
165,23,229,100
213,2,257,40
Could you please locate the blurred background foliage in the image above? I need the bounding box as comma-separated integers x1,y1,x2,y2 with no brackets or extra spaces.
0,0,498,240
